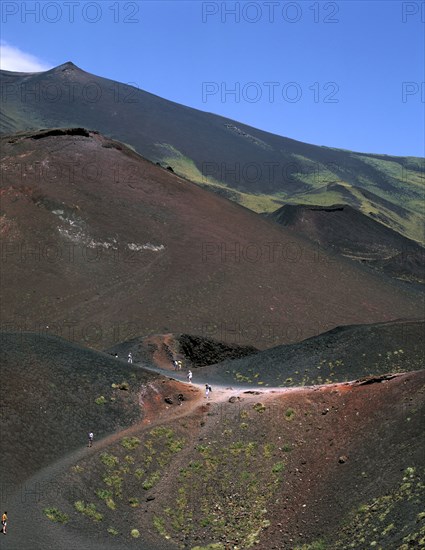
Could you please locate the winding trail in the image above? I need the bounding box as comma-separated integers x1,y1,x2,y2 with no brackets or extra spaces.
1,365,408,550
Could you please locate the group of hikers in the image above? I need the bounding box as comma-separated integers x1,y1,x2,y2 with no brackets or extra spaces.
185,367,212,397
86,354,213,453
183,365,212,397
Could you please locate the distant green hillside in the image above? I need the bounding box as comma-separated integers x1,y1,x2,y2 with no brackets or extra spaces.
1,63,423,241
282,182,425,244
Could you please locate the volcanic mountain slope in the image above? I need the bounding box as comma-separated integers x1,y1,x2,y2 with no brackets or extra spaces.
0,332,173,490
282,182,425,244
1,63,423,230
2,128,423,349
265,203,425,283
106,333,258,370
4,364,425,550
0,331,200,550
197,319,425,388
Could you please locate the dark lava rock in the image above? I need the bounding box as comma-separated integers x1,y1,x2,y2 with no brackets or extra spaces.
228,396,241,403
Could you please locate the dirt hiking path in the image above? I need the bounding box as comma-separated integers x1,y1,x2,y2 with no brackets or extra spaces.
1,368,408,550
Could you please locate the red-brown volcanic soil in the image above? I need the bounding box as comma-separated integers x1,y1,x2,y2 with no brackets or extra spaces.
1,129,423,349
105,332,258,371
3,369,424,550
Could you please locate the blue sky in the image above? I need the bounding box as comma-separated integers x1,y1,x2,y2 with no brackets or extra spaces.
1,0,424,156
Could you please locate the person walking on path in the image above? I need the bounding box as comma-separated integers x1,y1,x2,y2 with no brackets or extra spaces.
187,370,193,383
205,384,212,398
88,432,94,448
128,352,133,364
1,511,7,535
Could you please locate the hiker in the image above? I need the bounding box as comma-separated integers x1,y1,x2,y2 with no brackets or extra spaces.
173,359,179,371
88,432,94,448
1,511,7,535
205,384,212,398
128,352,133,364
177,360,183,371
187,370,193,383
114,353,118,358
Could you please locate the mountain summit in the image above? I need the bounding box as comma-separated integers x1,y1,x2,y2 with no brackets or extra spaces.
1,63,423,241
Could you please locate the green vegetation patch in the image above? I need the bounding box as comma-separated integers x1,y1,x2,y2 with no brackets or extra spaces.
154,425,286,548
153,515,170,539
100,453,119,469
95,395,107,405
253,402,266,414
74,501,103,522
154,143,222,187
285,408,296,421
43,507,69,523
327,467,425,548
69,425,187,539
121,436,141,450
142,471,161,490
112,381,129,391
95,488,116,510
272,461,285,474
128,497,140,508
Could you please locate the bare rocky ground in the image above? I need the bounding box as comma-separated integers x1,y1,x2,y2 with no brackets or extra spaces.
1,130,423,350
105,333,258,371
197,319,425,388
266,204,425,284
1,332,424,550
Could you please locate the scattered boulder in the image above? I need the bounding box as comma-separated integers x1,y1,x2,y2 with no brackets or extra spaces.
164,397,173,405
338,455,349,464
355,374,398,386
